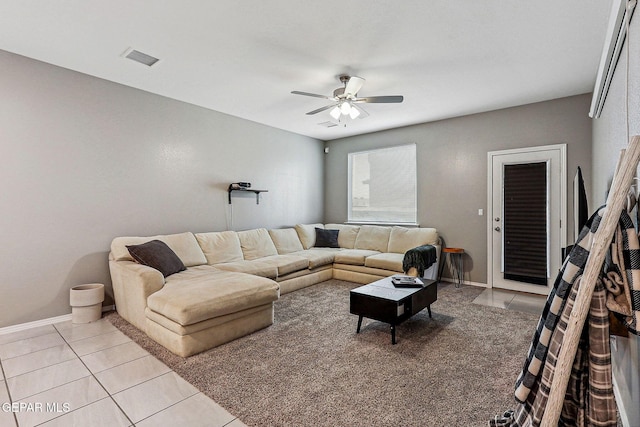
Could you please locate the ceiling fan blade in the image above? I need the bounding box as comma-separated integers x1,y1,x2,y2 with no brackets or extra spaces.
352,104,369,119
306,104,335,115
344,76,365,96
354,95,404,103
291,91,330,99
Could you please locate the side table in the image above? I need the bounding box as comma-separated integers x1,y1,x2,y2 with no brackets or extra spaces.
438,247,465,287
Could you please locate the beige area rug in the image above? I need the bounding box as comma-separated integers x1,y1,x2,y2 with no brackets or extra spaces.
106,280,540,426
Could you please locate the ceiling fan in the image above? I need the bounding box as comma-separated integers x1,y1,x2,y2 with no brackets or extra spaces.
291,75,403,121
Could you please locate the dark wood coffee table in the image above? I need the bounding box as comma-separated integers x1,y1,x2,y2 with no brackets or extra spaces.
350,277,437,344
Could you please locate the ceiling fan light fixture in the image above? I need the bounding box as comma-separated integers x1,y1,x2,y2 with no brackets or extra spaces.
330,106,341,120
293,75,403,121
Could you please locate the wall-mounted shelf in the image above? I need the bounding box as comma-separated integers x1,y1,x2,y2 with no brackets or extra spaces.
228,185,268,204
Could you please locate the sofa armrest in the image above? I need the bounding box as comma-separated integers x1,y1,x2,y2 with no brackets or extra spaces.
109,259,165,331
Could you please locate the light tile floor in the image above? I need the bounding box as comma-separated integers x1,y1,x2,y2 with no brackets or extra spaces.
472,287,547,315
0,319,245,427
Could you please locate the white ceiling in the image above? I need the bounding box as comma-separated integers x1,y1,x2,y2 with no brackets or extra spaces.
0,1,612,141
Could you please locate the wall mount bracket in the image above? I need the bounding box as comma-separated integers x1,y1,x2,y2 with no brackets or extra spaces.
228,185,268,204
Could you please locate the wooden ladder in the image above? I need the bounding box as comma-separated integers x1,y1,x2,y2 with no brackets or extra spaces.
541,135,640,426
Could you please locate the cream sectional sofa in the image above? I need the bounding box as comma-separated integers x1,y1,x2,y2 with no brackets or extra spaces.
109,224,439,357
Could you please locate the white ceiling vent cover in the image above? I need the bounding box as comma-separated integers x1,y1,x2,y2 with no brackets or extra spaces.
123,48,160,67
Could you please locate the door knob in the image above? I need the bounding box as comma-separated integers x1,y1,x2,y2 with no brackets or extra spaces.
495,217,500,221
494,226,501,231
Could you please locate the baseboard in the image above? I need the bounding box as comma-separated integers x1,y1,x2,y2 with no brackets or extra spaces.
612,368,631,427
439,278,488,288
0,305,115,336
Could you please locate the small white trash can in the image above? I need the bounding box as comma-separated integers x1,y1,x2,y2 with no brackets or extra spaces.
70,283,105,323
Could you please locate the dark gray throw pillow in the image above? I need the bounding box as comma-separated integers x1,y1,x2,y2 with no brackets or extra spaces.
314,227,339,248
126,240,186,277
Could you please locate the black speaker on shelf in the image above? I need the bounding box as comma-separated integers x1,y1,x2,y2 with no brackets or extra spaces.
229,182,251,190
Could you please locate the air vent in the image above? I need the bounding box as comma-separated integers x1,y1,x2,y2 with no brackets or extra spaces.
123,48,160,67
318,121,338,128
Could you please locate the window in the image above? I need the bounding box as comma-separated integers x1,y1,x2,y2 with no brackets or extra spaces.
502,162,548,285
348,144,417,224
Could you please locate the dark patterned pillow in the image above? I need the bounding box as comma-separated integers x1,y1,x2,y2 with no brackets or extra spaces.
126,240,186,277
314,228,339,248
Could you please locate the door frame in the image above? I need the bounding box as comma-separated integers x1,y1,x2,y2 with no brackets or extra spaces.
486,144,567,294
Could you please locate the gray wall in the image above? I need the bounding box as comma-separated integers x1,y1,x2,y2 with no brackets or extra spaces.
592,14,640,427
324,94,593,284
0,50,324,328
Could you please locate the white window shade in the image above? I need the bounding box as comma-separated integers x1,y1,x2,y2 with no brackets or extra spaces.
348,144,417,224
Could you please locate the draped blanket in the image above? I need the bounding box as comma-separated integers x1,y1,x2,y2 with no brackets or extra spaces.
606,211,640,335
402,244,437,277
490,206,640,427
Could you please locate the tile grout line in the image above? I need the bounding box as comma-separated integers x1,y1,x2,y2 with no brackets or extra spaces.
54,321,211,425
7,328,95,426
75,338,139,357
101,359,172,397
0,326,58,346
1,329,59,427
86,346,232,425
86,353,149,376
55,326,126,346
0,332,65,362
3,319,183,426
66,327,235,426
105,367,201,426
132,392,205,426
31,397,118,427
53,322,137,427
7,365,92,402
0,358,19,427
4,325,97,401
3,350,77,381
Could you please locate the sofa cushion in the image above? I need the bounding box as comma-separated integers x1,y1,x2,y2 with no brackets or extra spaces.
146,303,269,336
295,223,324,249
268,228,304,254
195,231,244,264
314,228,339,248
354,225,392,252
324,224,360,249
387,226,438,254
259,255,309,276
111,232,207,267
214,260,278,279
291,249,337,269
147,267,279,326
126,240,186,278
238,228,278,260
333,263,404,277
364,252,404,272
333,249,381,266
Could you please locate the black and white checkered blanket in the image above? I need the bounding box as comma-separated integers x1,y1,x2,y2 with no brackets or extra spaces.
490,206,640,426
